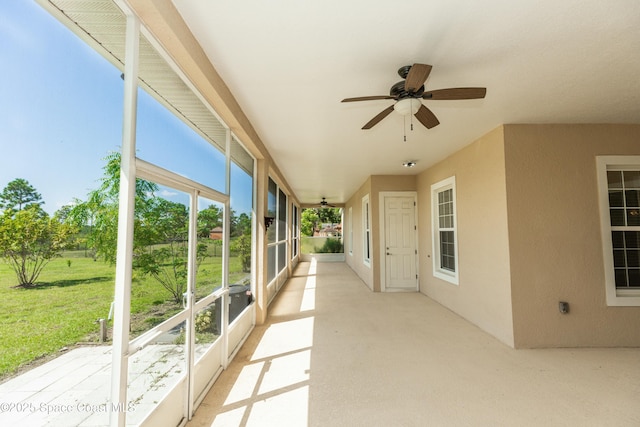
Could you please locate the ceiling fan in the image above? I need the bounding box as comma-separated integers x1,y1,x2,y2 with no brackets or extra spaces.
341,63,486,130
317,198,335,208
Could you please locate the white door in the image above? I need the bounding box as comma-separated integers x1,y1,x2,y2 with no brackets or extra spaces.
383,195,417,291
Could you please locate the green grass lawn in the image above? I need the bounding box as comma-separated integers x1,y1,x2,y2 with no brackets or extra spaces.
0,249,249,381
0,256,115,379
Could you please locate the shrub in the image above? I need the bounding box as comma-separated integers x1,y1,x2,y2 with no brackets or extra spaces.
315,238,343,253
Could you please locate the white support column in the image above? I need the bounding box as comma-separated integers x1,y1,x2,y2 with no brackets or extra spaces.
251,153,258,327
186,190,198,419
110,12,139,427
222,130,231,367
254,159,269,325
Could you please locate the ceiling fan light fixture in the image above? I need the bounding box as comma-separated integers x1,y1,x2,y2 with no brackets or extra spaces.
394,98,421,116
402,161,417,168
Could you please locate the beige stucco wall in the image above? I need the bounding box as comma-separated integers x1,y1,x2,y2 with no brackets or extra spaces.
504,124,640,348
345,178,374,290
417,126,515,347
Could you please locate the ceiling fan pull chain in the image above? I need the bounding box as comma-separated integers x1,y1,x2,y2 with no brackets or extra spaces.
403,116,407,142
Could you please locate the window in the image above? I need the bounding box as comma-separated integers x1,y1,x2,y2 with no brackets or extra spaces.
229,136,254,288
362,195,371,266
431,177,459,284
267,178,277,283
277,188,287,273
597,156,640,306
348,206,353,256
292,203,299,259
267,177,288,285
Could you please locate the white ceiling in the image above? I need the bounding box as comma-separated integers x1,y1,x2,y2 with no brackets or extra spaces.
172,0,640,206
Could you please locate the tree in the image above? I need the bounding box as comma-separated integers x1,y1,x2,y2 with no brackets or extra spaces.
317,207,341,224
69,152,158,265
230,233,251,272
134,198,208,304
301,207,341,237
70,152,211,304
197,205,222,238
232,212,251,238
0,178,43,211
301,208,320,236
54,205,73,223
0,204,76,287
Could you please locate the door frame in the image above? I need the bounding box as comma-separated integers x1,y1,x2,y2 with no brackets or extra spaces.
378,191,419,292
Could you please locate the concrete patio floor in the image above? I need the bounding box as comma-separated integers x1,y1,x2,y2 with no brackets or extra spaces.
187,261,640,427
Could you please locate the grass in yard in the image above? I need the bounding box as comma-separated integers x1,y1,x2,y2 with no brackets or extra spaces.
0,248,250,381
0,255,114,380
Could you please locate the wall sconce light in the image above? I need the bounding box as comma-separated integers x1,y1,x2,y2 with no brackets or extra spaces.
264,216,275,230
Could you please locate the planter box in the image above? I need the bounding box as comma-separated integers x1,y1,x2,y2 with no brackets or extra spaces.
301,253,345,262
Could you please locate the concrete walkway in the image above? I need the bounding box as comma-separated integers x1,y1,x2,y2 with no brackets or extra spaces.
187,261,640,427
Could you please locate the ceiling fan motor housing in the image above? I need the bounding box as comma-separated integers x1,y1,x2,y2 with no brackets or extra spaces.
390,80,425,98
397,65,412,78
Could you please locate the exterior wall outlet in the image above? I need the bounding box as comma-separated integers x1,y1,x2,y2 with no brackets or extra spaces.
559,301,569,314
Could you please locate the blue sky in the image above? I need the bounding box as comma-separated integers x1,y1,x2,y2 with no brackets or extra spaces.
0,1,251,215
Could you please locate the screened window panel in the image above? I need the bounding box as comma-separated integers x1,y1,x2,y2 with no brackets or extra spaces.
277,242,286,273
278,189,287,241
267,178,277,243
135,34,227,194
267,245,276,283
229,140,253,287
195,197,224,301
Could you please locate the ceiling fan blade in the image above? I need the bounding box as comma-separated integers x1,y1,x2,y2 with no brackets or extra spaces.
414,105,440,129
362,105,395,129
423,87,487,100
342,95,395,102
404,63,432,92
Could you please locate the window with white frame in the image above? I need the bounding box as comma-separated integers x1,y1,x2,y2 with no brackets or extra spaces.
362,195,371,266
348,206,353,256
267,177,288,285
596,156,640,306
292,203,299,259
431,177,459,284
